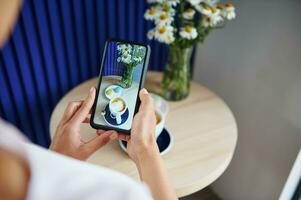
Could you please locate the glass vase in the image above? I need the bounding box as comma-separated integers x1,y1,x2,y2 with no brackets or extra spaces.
121,65,134,88
161,45,193,101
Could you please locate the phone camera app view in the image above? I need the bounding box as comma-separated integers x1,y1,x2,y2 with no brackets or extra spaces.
93,41,147,130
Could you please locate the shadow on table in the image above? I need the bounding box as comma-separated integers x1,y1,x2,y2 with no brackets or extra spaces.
180,187,221,200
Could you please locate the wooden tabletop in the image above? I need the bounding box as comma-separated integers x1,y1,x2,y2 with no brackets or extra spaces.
50,71,237,198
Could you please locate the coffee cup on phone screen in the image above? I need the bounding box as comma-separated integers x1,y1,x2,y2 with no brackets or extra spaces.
109,97,127,125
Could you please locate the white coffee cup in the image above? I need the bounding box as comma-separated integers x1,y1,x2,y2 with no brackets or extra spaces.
155,109,165,138
109,97,127,125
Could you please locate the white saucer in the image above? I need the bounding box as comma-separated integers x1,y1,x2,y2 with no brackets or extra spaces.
104,85,123,100
118,127,173,156
102,104,129,127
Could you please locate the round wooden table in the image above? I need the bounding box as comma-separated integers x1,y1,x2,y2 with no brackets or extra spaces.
50,71,237,197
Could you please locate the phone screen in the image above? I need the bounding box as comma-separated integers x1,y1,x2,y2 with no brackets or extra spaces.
92,41,148,131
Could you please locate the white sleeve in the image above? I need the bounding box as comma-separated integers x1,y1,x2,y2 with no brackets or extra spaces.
26,144,152,200
25,144,153,200
0,119,152,200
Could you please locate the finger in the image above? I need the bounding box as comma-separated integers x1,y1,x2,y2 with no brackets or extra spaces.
117,134,130,141
96,129,130,141
82,131,117,156
70,87,96,126
96,129,106,135
139,88,154,112
82,114,91,123
97,130,129,141
60,101,83,125
85,106,92,115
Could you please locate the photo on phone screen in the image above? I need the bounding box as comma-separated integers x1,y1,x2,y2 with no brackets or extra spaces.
92,40,149,132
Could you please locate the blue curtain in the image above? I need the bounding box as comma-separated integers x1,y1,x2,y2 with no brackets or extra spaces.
0,0,170,147
103,42,124,76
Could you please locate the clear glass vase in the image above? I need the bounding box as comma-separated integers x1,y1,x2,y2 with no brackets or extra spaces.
161,44,193,101
121,66,134,88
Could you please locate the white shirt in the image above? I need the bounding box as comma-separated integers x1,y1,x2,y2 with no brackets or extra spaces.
0,119,152,200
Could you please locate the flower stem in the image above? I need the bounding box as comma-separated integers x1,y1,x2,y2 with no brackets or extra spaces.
161,44,193,101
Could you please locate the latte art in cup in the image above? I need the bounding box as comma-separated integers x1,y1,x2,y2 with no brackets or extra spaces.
111,98,126,112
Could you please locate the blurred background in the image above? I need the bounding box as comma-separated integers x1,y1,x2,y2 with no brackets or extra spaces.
0,0,179,147
193,0,301,199
0,0,300,199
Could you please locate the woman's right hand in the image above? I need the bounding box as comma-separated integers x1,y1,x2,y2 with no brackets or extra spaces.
122,88,178,200
111,88,178,200
126,89,159,163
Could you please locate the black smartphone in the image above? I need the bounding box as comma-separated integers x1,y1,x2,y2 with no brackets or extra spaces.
90,39,151,134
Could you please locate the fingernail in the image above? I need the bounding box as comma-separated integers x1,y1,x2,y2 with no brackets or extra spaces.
90,87,95,93
141,88,148,94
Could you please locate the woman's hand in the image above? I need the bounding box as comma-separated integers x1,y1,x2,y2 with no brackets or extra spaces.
95,88,159,163
126,89,159,163
49,87,118,160
118,89,178,200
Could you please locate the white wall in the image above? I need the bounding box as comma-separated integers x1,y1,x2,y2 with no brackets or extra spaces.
193,0,301,199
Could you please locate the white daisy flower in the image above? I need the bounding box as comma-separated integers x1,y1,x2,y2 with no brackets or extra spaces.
117,44,132,54
216,4,224,10
210,7,223,25
195,4,212,16
121,53,131,64
200,6,223,27
203,0,219,7
147,29,155,40
166,0,180,7
186,0,203,6
154,25,175,44
180,26,198,40
134,56,143,63
159,4,176,16
183,8,196,20
165,33,175,44
202,14,222,27
144,7,160,21
223,3,236,20
123,45,132,53
117,44,126,51
155,12,173,26
202,16,211,27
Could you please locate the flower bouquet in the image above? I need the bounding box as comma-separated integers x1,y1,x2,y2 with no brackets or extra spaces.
117,44,146,88
145,0,236,100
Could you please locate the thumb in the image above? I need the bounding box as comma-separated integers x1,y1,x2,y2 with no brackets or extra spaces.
139,88,154,112
82,131,117,157
70,87,96,126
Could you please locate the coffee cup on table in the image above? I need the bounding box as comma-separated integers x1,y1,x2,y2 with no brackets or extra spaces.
109,97,127,125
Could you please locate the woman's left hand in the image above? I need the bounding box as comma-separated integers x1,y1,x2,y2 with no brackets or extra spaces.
49,87,118,160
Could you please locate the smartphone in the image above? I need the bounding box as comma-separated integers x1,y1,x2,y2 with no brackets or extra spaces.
90,39,151,134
